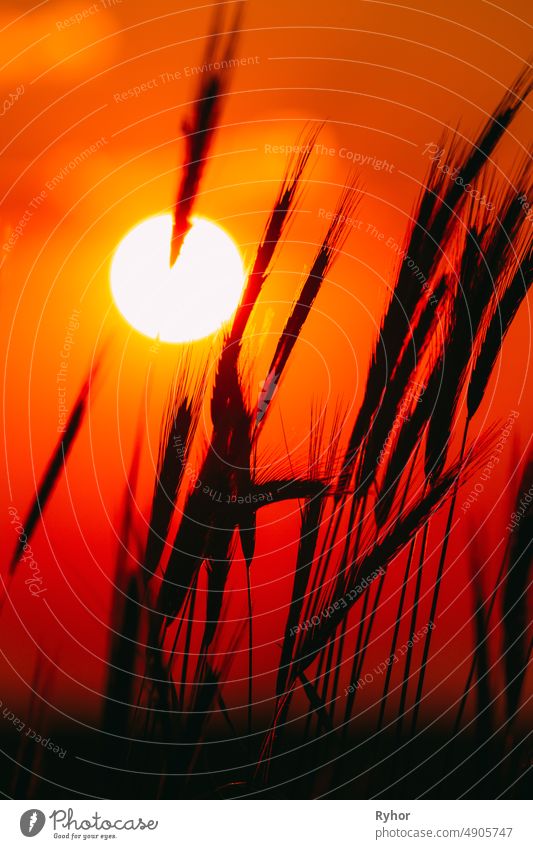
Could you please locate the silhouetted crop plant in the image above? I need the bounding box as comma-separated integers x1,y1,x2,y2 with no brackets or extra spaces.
7,22,532,799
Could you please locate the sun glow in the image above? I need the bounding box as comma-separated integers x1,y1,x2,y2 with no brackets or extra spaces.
110,214,245,343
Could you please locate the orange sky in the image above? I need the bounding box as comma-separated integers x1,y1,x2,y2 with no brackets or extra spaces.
1,0,531,723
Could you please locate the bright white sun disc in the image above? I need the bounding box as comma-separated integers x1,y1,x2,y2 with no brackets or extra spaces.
110,214,245,343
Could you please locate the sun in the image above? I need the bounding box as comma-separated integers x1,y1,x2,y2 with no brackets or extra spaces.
110,214,245,343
